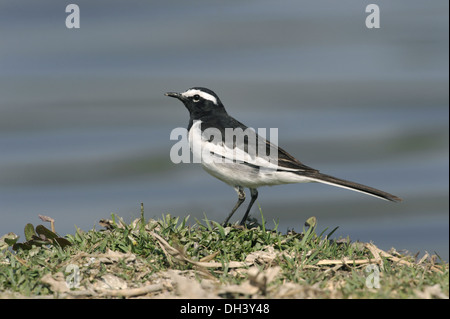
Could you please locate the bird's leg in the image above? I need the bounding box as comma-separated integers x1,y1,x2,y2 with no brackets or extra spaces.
239,188,258,226
222,186,245,226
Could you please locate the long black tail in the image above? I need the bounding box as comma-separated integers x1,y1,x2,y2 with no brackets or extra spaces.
303,172,402,202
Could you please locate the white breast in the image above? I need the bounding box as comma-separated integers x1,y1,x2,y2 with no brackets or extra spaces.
188,120,204,164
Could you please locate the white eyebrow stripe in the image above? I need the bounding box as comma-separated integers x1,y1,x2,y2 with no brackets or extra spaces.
181,89,218,105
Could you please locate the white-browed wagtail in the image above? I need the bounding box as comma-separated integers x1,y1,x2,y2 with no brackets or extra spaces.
165,87,401,226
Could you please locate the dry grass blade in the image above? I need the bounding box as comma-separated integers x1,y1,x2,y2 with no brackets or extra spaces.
38,215,55,233
315,258,372,266
373,245,444,273
200,251,220,262
365,243,384,269
95,283,164,297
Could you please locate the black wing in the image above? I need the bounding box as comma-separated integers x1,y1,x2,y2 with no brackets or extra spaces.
201,114,319,173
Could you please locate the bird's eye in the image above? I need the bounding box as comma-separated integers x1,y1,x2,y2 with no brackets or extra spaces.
193,94,201,102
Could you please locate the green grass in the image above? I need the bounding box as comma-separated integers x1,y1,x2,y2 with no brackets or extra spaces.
0,212,448,299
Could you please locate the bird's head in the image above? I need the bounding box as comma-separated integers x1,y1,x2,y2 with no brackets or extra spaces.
165,87,226,119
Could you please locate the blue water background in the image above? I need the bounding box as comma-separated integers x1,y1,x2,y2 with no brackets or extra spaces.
0,1,448,259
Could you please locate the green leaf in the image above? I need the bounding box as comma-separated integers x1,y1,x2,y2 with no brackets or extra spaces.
24,223,36,241
300,225,315,247
1,233,19,249
35,225,58,240
326,226,339,239
53,237,72,249
203,214,212,231
212,221,226,239
305,216,317,228
12,242,33,251
27,239,47,246
3,238,17,246
259,205,266,232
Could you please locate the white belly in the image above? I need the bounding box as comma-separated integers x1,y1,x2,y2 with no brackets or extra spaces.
188,120,313,188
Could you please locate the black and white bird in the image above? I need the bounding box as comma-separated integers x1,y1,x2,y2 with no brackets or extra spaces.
165,87,401,226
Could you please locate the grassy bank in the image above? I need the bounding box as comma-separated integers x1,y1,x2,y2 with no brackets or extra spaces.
0,212,448,299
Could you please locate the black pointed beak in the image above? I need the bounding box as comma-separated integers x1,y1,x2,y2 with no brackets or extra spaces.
165,92,183,100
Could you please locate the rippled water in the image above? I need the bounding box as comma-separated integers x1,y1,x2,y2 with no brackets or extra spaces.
0,1,448,259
